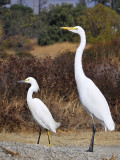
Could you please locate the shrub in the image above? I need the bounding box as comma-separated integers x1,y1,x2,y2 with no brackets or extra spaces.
0,49,7,58
16,51,33,57
10,4,33,14
86,4,120,43
0,45,119,131
2,35,33,51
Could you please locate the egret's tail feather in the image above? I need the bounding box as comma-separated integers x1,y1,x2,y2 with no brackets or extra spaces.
51,121,60,133
55,121,61,130
109,121,115,131
105,118,115,131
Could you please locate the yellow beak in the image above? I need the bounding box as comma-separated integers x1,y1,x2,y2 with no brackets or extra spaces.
61,27,77,30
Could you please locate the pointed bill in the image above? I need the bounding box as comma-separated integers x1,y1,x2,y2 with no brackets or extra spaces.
17,80,26,83
61,27,77,30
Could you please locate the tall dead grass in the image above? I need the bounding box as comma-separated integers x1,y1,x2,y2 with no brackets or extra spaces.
0,39,119,132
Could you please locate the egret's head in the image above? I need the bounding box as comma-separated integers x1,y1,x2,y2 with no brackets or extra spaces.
61,26,85,35
18,77,40,93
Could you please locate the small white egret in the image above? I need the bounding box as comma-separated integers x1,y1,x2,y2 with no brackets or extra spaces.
61,26,115,152
18,77,60,147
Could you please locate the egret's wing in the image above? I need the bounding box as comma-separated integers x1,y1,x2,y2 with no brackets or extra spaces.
78,78,115,130
80,79,110,116
32,98,55,130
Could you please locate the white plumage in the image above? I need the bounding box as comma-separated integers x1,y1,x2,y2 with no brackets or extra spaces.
77,76,115,131
61,26,115,152
18,77,60,146
28,97,60,133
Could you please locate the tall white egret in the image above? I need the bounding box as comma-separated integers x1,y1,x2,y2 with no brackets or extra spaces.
18,77,60,147
61,26,115,152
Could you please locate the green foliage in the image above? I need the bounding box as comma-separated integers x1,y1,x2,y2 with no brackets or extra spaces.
2,35,33,51
0,4,87,46
114,0,120,14
38,4,87,45
83,37,120,62
10,4,33,14
0,23,3,42
0,3,120,46
0,0,10,7
86,4,120,43
0,5,35,37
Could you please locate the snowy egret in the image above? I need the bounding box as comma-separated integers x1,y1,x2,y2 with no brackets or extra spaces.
61,26,115,152
18,77,60,147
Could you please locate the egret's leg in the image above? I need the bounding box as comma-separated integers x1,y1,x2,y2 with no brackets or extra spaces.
37,127,41,144
87,116,96,152
47,130,51,147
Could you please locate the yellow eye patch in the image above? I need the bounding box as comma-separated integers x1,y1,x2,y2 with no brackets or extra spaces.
25,79,30,82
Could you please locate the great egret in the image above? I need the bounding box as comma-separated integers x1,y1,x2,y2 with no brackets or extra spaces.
18,77,60,147
61,26,115,152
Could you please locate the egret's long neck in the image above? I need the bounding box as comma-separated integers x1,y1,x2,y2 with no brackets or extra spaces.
75,32,86,80
27,86,34,102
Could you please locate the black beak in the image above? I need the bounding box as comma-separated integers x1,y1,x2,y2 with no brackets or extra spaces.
17,80,26,83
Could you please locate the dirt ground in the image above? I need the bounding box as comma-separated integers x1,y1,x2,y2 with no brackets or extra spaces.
0,130,120,146
0,130,120,160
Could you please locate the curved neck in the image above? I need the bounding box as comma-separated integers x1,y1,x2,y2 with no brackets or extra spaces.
27,86,34,102
75,32,86,80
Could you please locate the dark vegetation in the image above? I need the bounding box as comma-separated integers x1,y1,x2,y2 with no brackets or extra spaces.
0,3,119,132
0,38,119,132
0,3,120,48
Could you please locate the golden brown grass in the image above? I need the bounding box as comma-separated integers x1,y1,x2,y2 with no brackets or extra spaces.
102,154,117,160
30,42,78,58
1,91,119,147
0,130,120,146
0,39,119,133
0,91,92,132
29,42,91,58
5,41,91,58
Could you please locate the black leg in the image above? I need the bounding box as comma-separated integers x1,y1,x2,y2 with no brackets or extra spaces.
87,116,96,152
37,127,41,144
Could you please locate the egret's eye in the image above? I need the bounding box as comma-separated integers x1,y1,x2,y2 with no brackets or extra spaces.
25,79,30,82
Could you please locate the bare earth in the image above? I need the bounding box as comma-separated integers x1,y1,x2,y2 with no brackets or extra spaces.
0,131,120,160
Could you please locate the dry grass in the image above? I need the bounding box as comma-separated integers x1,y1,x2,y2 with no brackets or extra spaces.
29,42,78,58
28,42,91,58
2,146,20,157
4,42,91,58
102,154,117,160
0,39,119,133
0,130,120,146
0,92,93,132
